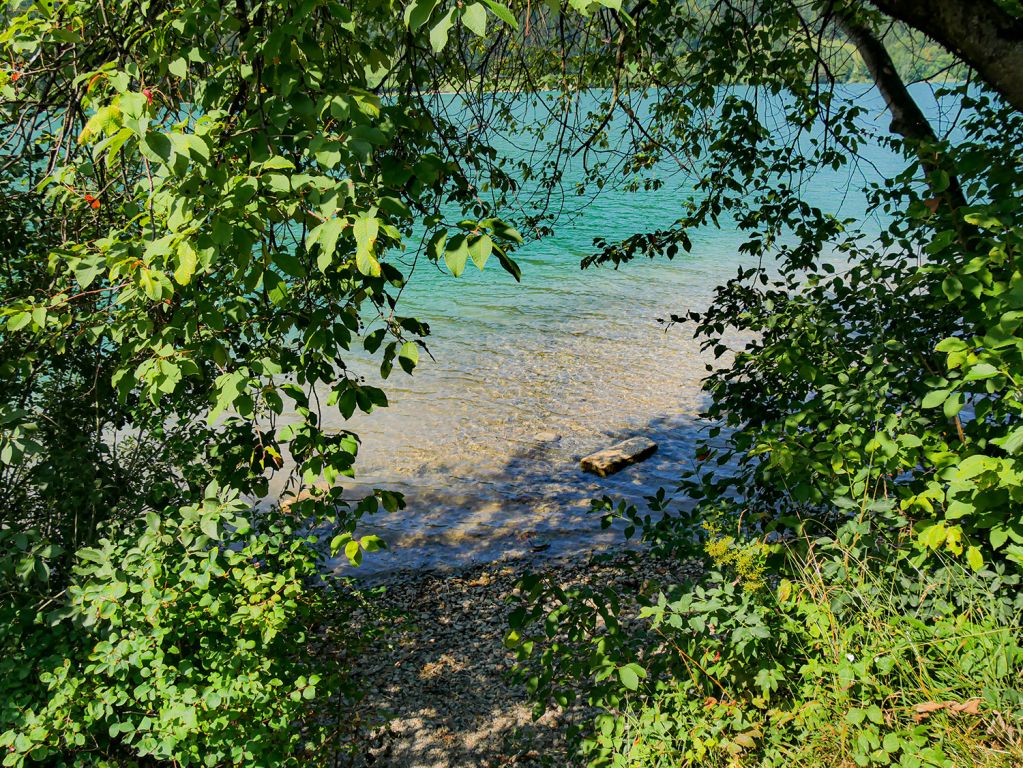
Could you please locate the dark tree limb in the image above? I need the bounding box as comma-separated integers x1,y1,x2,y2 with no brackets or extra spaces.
867,0,1023,112
840,16,935,140
839,12,968,211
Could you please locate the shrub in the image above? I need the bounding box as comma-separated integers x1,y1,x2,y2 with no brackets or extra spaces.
0,486,368,767
0,0,520,761
512,507,1023,768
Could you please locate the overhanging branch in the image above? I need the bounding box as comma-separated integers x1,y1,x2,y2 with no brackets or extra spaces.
867,0,1023,112
840,12,968,211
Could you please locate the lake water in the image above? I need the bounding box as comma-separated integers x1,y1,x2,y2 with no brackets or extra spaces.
309,84,954,575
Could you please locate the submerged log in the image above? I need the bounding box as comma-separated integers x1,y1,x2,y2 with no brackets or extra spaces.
580,437,658,477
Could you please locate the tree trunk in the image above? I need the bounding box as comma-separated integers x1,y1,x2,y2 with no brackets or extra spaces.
840,13,968,211
867,0,1023,112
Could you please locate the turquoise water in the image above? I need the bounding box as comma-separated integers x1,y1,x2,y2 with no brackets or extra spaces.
308,84,956,575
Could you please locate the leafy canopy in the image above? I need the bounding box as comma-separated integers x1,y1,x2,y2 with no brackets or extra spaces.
0,0,523,763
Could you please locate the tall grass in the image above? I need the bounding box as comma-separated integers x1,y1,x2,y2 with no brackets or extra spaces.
606,538,1023,768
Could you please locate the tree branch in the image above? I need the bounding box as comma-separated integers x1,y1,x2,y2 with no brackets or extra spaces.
839,12,968,211
866,0,1023,112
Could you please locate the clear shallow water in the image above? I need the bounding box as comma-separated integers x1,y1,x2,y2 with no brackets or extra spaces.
295,85,956,575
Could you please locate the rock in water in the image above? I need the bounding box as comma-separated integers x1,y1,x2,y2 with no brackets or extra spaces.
580,437,658,477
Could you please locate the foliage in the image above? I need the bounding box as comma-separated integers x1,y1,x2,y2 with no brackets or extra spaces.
504,1,1023,766
0,0,522,762
512,505,1023,768
565,0,1023,573
0,487,352,767
1,0,1021,763
559,0,1023,571
663,81,1023,570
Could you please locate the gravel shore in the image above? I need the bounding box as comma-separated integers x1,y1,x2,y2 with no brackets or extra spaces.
338,550,682,768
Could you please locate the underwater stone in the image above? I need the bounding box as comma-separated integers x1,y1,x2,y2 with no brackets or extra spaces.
580,437,658,477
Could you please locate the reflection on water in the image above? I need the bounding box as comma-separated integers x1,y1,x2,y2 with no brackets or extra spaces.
331,268,725,575
277,85,932,575
308,198,751,575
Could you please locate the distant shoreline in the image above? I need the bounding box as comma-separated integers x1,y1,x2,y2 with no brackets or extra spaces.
410,79,967,96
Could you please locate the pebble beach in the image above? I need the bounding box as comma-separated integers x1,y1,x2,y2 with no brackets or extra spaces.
337,550,696,768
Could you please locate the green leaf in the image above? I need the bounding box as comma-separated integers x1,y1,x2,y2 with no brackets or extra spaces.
991,527,1009,549
963,362,998,381
140,132,172,163
618,663,645,691
313,140,343,169
921,523,947,550
404,0,439,30
957,454,996,478
79,105,121,143
427,230,447,261
73,254,105,288
174,241,198,285
200,517,219,540
308,218,344,272
966,546,984,572
444,234,469,277
378,196,412,219
353,214,381,277
344,539,362,566
77,547,105,564
921,389,949,409
468,234,492,270
7,312,31,332
941,276,962,300
943,392,963,419
997,426,1023,455
273,251,306,279
732,731,757,749
963,211,1002,230
265,271,289,305
462,2,487,35
364,328,386,354
168,57,188,79
119,91,149,122
618,665,639,690
482,0,518,28
261,156,295,172
430,8,457,53
495,248,522,281
945,499,973,520
483,216,524,243
398,341,419,374
935,337,968,353
883,733,900,753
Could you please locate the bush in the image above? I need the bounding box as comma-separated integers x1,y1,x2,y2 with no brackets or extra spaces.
511,507,1023,768
506,4,1023,766
0,0,520,762
0,486,356,767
